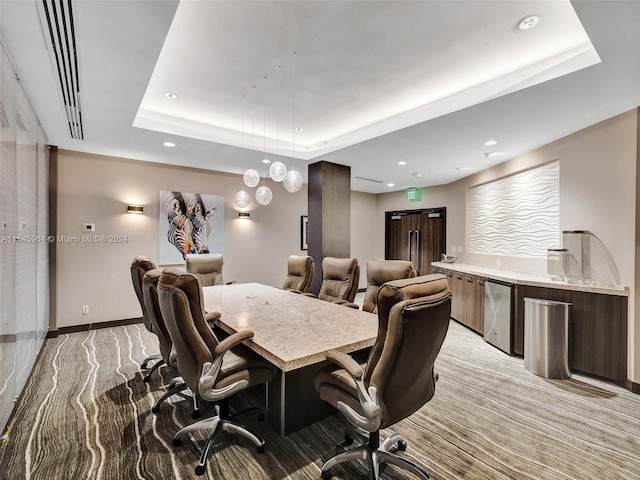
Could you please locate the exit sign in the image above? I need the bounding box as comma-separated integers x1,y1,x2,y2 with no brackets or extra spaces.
406,187,422,202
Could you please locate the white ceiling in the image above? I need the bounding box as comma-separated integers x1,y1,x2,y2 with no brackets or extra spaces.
1,1,639,194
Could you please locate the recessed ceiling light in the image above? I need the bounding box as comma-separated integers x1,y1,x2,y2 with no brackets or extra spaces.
397,161,407,166
518,15,539,30
294,127,304,132
412,173,422,178
164,92,178,99
456,166,473,171
387,183,395,187
484,140,498,146
262,159,271,164
163,142,176,147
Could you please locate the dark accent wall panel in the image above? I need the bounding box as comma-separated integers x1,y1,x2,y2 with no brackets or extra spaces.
308,161,351,294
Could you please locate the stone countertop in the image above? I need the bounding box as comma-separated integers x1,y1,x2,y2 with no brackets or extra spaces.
202,283,378,372
431,262,629,297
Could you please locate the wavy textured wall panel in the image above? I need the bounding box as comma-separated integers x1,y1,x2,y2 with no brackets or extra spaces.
468,161,559,258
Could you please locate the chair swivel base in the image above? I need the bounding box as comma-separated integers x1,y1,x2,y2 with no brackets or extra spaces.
141,356,166,382
172,404,265,476
151,377,200,418
321,430,430,480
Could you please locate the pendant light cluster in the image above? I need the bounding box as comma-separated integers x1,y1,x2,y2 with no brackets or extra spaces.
235,53,303,209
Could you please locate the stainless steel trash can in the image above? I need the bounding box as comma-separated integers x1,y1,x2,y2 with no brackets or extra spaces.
524,298,571,379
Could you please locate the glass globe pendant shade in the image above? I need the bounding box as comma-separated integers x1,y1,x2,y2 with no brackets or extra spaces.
255,185,273,205
234,190,250,208
269,161,288,182
283,169,303,193
243,169,260,188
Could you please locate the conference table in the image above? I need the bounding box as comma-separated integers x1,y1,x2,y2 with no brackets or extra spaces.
202,282,377,435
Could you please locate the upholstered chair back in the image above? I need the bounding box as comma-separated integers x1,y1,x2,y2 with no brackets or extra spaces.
362,260,416,313
364,274,451,428
282,255,315,293
142,269,174,364
130,255,157,333
185,253,224,287
158,268,219,393
318,257,360,303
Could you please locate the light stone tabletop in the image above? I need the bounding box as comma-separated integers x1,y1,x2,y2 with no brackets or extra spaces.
202,283,378,372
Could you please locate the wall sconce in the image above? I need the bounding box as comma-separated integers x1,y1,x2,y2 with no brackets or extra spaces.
238,211,250,219
127,205,144,214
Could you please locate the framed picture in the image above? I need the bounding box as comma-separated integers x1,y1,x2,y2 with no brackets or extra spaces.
158,190,225,265
301,215,308,250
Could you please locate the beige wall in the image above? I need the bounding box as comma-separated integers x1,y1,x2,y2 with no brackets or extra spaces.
55,150,312,328
350,191,383,289
377,109,639,383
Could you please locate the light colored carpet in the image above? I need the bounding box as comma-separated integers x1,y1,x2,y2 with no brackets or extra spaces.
1,320,639,480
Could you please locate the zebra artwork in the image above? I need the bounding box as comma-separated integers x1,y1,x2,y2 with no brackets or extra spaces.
187,193,216,254
158,190,225,264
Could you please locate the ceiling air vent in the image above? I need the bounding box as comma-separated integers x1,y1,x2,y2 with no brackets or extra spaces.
39,0,84,140
354,176,384,184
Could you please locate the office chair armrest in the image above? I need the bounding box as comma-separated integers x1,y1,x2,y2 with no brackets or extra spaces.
334,300,359,309
199,329,255,402
204,311,221,323
325,350,363,379
325,349,381,431
213,329,254,357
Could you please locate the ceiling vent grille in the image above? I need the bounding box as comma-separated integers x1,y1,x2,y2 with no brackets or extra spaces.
354,176,384,184
39,0,84,140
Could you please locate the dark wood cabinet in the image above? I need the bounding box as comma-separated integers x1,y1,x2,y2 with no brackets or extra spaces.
438,266,484,334
436,266,627,382
385,208,445,276
513,285,627,382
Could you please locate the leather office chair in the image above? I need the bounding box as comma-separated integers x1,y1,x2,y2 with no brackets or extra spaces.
282,254,315,293
130,255,164,381
185,253,234,286
362,259,416,313
311,257,360,305
157,268,276,475
143,269,200,417
314,274,452,480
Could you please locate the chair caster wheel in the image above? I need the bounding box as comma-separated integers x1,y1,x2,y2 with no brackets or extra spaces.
397,440,407,451
195,465,206,476
321,470,331,479
191,409,200,419
344,434,354,445
257,445,265,454
151,405,160,414
172,438,182,447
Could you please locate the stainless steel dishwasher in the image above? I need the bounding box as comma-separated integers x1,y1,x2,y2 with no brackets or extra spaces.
483,278,514,354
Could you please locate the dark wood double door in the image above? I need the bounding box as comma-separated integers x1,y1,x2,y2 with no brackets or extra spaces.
384,208,446,276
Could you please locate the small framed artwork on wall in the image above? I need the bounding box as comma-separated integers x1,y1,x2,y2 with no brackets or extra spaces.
301,215,308,250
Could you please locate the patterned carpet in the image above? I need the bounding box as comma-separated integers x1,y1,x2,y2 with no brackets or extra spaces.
1,320,639,480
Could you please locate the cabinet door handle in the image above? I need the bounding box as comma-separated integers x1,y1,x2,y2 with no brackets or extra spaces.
415,229,420,274
467,277,473,283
